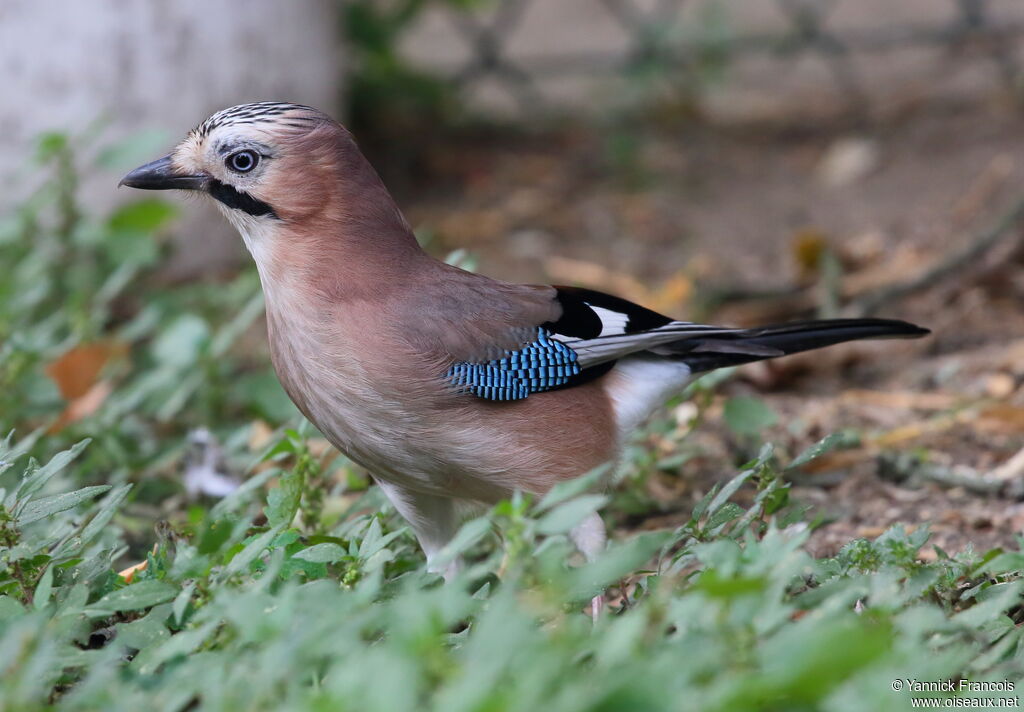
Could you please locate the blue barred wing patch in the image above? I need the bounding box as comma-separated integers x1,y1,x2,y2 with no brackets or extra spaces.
446,328,581,401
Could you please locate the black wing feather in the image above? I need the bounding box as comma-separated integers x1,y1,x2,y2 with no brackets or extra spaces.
450,285,929,402
545,286,673,336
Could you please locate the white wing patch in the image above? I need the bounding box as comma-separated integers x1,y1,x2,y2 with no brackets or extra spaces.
587,304,630,336
606,357,693,435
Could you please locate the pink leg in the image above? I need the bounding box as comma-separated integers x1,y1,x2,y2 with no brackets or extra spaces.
570,512,607,620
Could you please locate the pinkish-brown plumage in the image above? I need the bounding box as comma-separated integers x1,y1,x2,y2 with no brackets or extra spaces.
121,102,929,578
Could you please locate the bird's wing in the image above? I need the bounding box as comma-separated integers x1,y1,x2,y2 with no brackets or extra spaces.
434,283,752,402
542,286,752,367
404,272,926,403
417,279,927,403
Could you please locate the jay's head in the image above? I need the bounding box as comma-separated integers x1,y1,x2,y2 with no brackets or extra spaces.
122,102,419,285
120,102,384,239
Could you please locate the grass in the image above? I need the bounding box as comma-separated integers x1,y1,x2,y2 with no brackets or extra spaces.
1,132,1024,711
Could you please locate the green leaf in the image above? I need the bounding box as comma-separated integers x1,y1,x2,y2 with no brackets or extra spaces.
233,371,298,422
788,431,850,469
53,484,132,558
132,621,218,676
107,199,178,234
953,581,1023,627
264,466,304,529
704,470,752,519
536,465,610,513
224,527,280,577
117,606,172,650
723,396,777,436
57,583,89,616
16,439,91,504
271,529,301,549
293,543,347,563
429,517,491,573
536,495,608,535
0,429,43,474
705,501,745,530
16,485,111,526
691,485,717,522
79,484,131,544
197,518,234,555
35,132,68,161
567,531,672,599
86,580,178,615
33,565,54,609
172,581,196,626
356,518,404,561
693,568,766,598
151,314,210,367
979,551,1024,575
0,596,25,622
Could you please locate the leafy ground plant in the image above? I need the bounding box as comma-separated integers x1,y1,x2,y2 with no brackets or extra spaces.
3,129,1024,711
2,431,1024,712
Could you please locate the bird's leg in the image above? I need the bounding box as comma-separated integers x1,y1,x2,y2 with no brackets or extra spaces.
374,480,462,580
569,512,607,620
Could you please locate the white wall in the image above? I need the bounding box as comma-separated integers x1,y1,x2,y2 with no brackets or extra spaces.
0,0,344,274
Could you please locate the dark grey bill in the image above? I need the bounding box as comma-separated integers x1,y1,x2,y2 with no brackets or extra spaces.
119,156,208,191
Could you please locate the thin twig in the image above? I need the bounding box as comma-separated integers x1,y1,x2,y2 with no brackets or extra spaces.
703,194,1024,322
990,445,1024,483
879,447,1024,500
850,195,1024,316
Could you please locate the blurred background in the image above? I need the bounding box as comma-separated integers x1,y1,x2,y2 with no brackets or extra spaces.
3,0,1024,556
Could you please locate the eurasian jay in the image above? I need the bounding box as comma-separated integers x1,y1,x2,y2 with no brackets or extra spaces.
121,102,928,581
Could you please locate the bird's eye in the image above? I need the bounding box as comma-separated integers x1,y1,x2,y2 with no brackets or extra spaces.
226,150,259,173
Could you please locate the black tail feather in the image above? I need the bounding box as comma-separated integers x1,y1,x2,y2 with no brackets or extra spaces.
668,318,929,373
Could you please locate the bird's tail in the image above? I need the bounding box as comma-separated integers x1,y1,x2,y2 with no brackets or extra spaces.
662,318,929,373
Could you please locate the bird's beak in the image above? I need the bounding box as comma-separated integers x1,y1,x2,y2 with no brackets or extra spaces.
119,155,209,191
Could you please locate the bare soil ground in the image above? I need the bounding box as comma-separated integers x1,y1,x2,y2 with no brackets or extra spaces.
401,107,1024,556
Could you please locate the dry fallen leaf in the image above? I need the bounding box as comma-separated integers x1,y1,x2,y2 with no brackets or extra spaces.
797,449,874,475
984,372,1016,399
50,381,113,432
46,342,128,398
118,560,148,583
856,525,887,538
646,273,693,313
544,256,692,313
791,228,829,282
46,341,127,431
871,417,957,447
248,420,275,451
839,389,960,411
975,404,1024,434
989,446,1024,482
544,256,652,304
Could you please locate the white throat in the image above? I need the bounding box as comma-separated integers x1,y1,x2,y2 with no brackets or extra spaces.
216,205,290,308
217,205,276,264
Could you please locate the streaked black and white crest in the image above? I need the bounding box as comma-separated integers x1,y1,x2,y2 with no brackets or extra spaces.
193,102,319,138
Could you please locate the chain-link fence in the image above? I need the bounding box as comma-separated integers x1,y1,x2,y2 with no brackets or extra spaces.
397,0,1024,123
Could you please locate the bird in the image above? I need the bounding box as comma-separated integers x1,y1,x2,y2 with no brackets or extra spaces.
120,101,929,588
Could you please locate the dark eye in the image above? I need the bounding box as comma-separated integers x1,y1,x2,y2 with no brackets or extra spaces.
227,150,259,173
